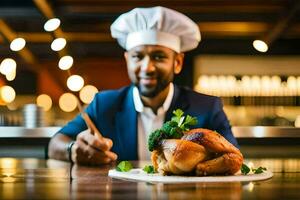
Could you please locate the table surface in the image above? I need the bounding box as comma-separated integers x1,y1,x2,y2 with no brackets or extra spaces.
0,158,299,200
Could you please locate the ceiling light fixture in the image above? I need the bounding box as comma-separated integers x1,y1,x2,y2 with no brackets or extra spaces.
10,38,26,51
51,38,66,51
44,18,61,32
58,55,73,70
67,75,84,92
252,40,268,53
0,58,16,75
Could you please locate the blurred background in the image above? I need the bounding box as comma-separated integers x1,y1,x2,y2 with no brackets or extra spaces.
0,0,300,128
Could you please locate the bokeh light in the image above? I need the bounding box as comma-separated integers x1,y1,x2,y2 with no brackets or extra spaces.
0,58,16,75
44,18,61,32
79,85,98,104
36,94,52,111
58,55,73,70
10,38,26,51
59,93,77,112
0,85,16,103
253,40,268,52
51,38,66,51
67,75,84,92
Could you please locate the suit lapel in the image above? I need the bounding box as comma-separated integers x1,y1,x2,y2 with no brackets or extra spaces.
166,85,206,129
115,86,138,160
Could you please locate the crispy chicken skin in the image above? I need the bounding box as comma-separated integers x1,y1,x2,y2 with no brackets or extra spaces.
151,129,243,176
151,139,209,175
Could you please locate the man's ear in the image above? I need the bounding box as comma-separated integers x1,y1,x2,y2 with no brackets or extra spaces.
124,52,128,62
174,53,184,74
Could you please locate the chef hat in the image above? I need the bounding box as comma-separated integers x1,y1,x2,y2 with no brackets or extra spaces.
110,6,201,53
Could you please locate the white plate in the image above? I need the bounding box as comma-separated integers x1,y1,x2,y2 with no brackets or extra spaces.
108,168,273,184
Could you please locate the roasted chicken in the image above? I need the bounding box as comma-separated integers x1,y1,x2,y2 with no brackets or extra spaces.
151,128,243,176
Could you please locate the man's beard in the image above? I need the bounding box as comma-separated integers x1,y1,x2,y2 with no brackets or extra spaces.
137,75,173,97
135,60,176,98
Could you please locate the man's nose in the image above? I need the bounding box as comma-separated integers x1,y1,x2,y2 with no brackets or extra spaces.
140,56,155,72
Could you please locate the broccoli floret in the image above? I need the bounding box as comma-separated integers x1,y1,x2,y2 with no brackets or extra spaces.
161,121,183,138
169,126,183,138
148,123,183,152
161,121,178,133
147,109,198,152
148,129,166,152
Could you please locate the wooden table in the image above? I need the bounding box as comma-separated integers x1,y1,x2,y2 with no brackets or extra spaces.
0,158,299,200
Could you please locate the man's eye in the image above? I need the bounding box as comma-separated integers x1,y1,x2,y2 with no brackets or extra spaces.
153,55,166,61
132,54,143,60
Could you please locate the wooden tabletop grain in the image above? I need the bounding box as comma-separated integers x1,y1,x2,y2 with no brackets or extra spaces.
0,158,299,200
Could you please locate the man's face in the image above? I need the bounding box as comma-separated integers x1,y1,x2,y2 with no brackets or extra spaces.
124,45,183,97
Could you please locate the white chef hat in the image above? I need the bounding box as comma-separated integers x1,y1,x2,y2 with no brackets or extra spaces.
110,6,201,53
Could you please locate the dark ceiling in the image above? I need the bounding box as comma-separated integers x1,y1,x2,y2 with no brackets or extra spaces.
0,0,300,95
1,0,300,60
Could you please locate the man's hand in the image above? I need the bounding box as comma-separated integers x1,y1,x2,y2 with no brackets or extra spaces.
71,129,118,165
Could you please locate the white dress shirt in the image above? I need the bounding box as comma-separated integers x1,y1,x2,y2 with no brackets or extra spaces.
133,83,174,160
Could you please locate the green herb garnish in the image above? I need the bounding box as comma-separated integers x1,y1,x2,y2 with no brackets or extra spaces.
171,109,197,131
143,165,156,174
180,114,198,131
116,161,133,172
171,109,184,125
241,163,251,175
148,109,198,151
252,166,267,174
241,163,267,175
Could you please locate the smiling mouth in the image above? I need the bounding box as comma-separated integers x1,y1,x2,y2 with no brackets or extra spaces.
140,77,157,86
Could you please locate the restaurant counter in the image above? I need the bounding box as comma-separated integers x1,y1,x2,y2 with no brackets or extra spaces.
0,126,299,158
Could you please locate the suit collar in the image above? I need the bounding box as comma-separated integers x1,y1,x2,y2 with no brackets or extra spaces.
132,83,175,113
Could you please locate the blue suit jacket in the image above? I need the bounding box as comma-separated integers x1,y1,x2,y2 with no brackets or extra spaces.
59,84,238,160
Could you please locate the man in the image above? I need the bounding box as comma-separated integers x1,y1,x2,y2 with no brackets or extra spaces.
48,7,238,165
